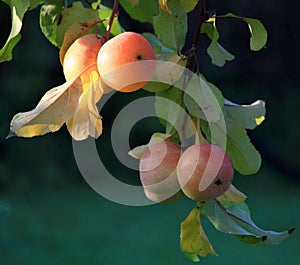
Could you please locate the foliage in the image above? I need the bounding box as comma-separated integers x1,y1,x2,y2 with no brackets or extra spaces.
0,0,294,263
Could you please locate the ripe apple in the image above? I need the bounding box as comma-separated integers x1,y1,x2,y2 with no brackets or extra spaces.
97,32,156,93
139,141,183,203
62,34,111,97
177,144,234,201
63,34,103,84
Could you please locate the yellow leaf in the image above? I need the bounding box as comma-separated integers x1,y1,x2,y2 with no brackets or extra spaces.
218,184,247,203
67,72,103,140
159,0,171,13
180,208,217,260
8,78,83,138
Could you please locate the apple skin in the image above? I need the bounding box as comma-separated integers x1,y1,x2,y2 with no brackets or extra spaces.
177,144,234,201
139,141,183,203
63,34,103,85
97,32,156,93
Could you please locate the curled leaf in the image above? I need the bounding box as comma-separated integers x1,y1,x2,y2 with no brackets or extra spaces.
8,64,104,140
222,13,268,51
224,99,266,129
180,207,217,261
128,132,172,159
218,184,247,203
8,78,83,138
205,200,294,246
201,19,235,67
0,0,30,63
66,72,103,140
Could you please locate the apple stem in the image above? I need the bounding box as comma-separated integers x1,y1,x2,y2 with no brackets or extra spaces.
195,119,208,145
105,0,120,41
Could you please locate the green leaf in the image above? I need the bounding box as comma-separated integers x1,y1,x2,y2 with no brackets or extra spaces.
91,0,101,10
40,1,100,48
30,0,44,9
153,0,187,53
205,200,294,246
184,74,224,122
142,32,176,55
39,0,64,47
227,125,261,174
0,0,30,63
120,0,158,23
224,99,266,129
144,54,186,92
155,86,184,134
56,2,101,47
199,97,264,175
201,20,235,67
222,13,268,51
59,4,121,64
180,207,217,261
98,5,122,37
180,0,199,13
141,35,187,92
201,117,261,175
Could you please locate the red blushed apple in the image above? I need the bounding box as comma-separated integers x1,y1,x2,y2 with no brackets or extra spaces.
97,32,156,93
139,141,183,203
62,34,112,97
177,144,234,201
63,34,103,85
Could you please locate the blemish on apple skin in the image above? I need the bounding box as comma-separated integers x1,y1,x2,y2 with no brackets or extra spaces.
214,178,223,186
137,54,142,60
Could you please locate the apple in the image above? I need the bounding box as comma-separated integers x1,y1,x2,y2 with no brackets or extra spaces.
177,144,234,201
63,34,103,85
62,34,112,97
139,141,183,203
97,32,156,93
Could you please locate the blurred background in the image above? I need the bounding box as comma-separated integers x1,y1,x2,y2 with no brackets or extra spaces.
0,0,299,264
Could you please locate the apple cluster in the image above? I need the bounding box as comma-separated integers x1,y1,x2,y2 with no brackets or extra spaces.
139,141,234,203
62,32,156,93
62,32,234,203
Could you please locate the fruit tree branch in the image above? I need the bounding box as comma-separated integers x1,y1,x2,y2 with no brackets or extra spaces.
180,0,206,149
186,0,206,73
105,0,120,41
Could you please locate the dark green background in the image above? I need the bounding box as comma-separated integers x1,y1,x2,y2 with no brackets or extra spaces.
0,1,299,264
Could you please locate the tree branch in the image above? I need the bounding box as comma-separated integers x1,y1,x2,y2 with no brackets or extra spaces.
180,0,206,149
105,0,120,41
186,0,206,73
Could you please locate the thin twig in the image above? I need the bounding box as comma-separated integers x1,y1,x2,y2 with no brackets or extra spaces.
180,0,206,149
105,0,120,41
186,0,206,73
82,0,92,7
